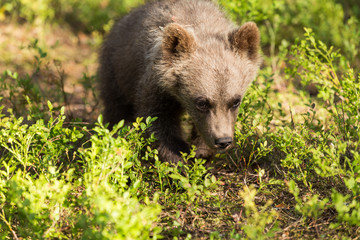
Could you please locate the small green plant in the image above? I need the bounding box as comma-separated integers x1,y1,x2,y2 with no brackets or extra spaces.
288,180,328,220
235,185,278,240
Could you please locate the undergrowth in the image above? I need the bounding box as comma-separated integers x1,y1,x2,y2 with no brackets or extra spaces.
1,0,360,239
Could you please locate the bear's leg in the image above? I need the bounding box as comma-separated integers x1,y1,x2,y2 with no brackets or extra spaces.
100,73,136,127
137,92,189,164
103,97,134,127
156,133,190,164
151,113,190,164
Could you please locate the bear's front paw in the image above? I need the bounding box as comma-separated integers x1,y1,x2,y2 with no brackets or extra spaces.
195,146,216,160
157,140,189,164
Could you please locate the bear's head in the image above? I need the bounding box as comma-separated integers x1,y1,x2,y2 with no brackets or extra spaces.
158,22,261,150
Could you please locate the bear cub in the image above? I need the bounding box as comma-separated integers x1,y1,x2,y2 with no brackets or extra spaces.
99,0,261,163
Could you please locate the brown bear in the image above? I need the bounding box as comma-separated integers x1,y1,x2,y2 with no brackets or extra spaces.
99,0,261,163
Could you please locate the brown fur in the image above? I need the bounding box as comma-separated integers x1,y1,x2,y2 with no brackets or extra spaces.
99,0,262,163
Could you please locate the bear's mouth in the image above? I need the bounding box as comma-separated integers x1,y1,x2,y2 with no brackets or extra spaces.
214,137,233,150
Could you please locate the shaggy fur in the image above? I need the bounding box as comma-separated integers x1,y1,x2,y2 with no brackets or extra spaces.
99,0,261,163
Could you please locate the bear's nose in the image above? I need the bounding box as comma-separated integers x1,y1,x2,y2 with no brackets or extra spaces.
214,137,232,149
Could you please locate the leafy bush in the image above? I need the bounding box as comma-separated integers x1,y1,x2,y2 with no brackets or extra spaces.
0,102,162,239
219,0,360,62
234,27,360,234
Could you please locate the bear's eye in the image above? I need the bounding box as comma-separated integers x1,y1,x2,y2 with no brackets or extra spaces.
231,98,241,109
195,98,210,112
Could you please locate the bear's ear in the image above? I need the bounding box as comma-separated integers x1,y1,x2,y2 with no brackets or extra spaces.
162,23,196,58
229,22,260,62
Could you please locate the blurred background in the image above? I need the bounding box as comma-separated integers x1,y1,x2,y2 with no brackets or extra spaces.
0,0,359,121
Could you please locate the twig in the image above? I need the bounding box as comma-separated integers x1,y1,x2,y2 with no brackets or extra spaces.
0,209,19,240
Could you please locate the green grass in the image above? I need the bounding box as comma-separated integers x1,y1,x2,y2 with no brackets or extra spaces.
0,0,360,239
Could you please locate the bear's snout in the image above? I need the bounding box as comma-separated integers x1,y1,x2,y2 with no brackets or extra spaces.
214,137,233,150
